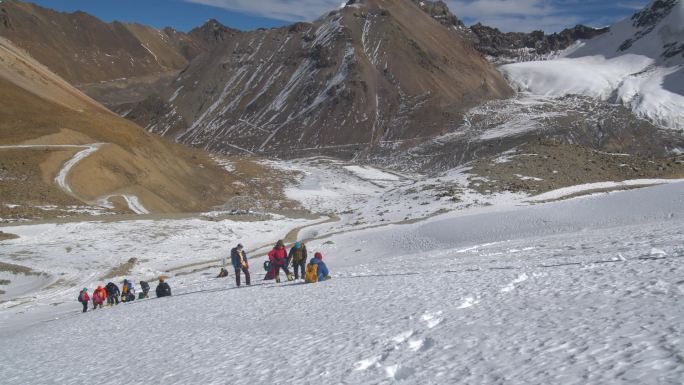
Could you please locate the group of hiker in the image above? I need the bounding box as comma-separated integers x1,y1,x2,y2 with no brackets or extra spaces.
77,277,171,313
220,240,331,286
77,239,330,312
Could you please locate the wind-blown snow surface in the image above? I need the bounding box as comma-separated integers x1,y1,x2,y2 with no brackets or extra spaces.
1,183,682,384
501,0,684,130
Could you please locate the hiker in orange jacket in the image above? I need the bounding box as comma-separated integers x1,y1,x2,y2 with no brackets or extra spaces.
92,286,107,310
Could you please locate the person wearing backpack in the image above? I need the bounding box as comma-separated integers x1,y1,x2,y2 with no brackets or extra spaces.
139,280,150,299
230,243,251,287
122,279,135,302
268,240,293,283
92,286,106,310
121,279,129,302
78,288,90,313
105,282,120,306
305,252,331,283
156,277,172,297
288,241,308,280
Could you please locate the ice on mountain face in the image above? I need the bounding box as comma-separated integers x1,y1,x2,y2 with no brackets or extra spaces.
502,0,684,130
502,58,684,130
568,0,684,65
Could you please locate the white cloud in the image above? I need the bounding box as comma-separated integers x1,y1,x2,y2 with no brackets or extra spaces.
616,1,648,10
446,0,581,32
184,0,646,33
447,0,552,18
185,0,342,22
474,14,581,32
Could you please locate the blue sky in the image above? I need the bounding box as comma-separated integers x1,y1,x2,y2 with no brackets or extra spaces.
25,0,650,33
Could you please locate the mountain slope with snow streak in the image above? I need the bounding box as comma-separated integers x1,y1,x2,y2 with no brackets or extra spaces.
502,0,684,130
0,36,241,218
126,0,512,157
0,182,682,384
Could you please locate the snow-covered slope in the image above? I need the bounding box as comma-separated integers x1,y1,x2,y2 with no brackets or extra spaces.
502,0,684,130
1,181,682,384
568,0,683,65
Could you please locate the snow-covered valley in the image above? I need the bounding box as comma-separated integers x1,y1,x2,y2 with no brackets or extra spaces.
0,0,683,384
1,158,682,384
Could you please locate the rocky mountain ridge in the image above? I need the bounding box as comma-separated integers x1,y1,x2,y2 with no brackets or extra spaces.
467,24,609,64
125,0,513,156
411,0,608,63
0,0,232,106
0,36,261,220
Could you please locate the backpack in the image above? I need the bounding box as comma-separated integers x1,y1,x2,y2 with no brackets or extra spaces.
263,260,272,272
304,263,319,284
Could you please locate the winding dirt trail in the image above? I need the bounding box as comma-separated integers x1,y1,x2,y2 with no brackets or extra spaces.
0,143,149,214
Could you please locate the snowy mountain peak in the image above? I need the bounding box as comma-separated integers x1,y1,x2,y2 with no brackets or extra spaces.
502,0,684,130
631,0,678,29
618,0,683,57
569,0,683,65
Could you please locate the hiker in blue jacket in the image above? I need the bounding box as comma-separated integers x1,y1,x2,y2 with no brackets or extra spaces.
310,252,330,282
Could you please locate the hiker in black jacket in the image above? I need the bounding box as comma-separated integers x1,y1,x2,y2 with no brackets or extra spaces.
155,277,171,298
230,243,251,287
140,280,150,299
105,282,120,306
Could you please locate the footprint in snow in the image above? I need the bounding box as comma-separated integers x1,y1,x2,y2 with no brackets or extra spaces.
391,330,414,345
420,311,443,329
407,336,435,352
354,356,382,371
385,364,415,380
501,273,528,293
457,296,480,309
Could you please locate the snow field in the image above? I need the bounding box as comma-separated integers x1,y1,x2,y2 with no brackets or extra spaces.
1,206,682,384
1,181,682,384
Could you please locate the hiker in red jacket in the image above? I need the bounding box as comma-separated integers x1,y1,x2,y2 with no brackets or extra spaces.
268,240,293,283
78,288,90,313
92,286,106,310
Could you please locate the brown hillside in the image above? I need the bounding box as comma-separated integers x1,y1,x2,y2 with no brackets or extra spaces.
0,37,238,217
0,0,215,106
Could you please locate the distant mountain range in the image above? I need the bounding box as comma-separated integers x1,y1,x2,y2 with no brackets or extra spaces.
0,31,236,218
411,0,609,64
0,0,238,106
0,0,681,177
